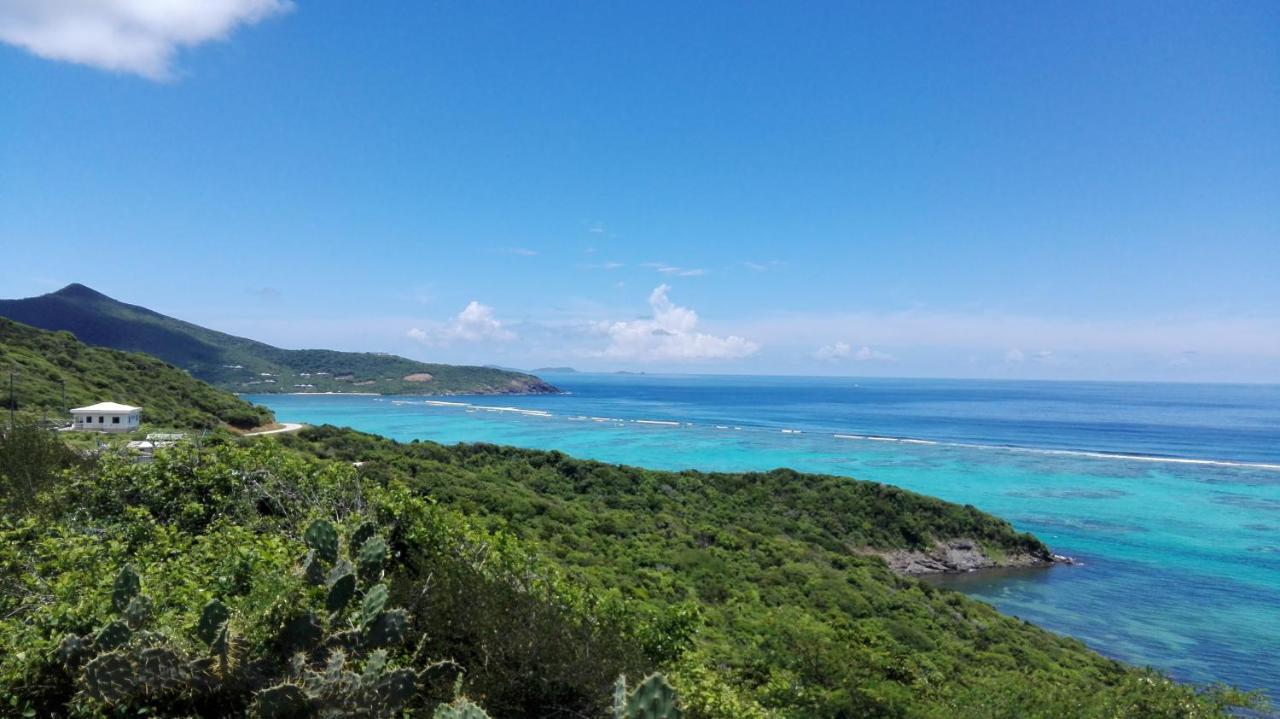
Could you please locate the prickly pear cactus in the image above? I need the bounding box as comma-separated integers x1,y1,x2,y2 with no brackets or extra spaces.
326,572,356,614
617,673,683,719
135,646,189,695
82,651,137,704
360,584,389,628
356,536,386,583
251,682,311,718
304,519,339,564
433,698,492,719
349,520,377,556
93,620,132,651
56,633,90,669
112,565,141,613
123,594,152,629
197,599,231,645
365,608,408,647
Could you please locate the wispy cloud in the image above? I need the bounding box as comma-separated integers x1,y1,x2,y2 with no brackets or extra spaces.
408,301,516,346
580,261,625,270
815,342,894,362
0,0,293,80
592,285,759,361
742,260,785,272
494,247,538,257
642,262,707,277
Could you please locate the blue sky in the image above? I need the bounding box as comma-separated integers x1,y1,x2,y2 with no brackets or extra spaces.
1,1,1277,381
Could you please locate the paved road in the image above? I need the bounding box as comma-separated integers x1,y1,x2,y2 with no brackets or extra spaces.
243,422,304,437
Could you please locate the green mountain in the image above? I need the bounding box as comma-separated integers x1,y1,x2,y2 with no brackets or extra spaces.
0,284,557,396
0,317,273,429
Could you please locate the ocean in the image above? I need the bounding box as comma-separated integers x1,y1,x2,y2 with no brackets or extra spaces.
246,374,1280,699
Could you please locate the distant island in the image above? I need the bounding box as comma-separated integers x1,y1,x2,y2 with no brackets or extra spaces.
531,366,577,373
0,284,558,397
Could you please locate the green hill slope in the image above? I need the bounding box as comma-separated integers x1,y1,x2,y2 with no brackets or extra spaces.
276,426,1259,718
0,284,557,396
0,428,1251,718
0,318,273,429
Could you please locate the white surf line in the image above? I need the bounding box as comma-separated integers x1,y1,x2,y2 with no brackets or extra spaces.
635,419,681,426
832,433,1280,471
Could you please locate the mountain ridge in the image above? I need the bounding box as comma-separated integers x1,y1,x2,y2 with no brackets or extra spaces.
0,285,558,396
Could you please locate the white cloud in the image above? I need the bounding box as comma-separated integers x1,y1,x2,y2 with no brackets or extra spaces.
815,342,894,362
595,285,759,361
1005,348,1026,364
0,0,292,80
643,262,707,277
408,301,516,346
497,247,538,256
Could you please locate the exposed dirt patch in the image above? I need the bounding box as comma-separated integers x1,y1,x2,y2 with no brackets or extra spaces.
403,373,434,382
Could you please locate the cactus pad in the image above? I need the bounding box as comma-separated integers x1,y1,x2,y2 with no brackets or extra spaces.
621,673,682,719
136,646,188,696
123,594,152,629
374,667,417,709
197,599,231,646
252,682,311,719
348,520,377,555
112,565,141,613
326,572,356,614
360,584,389,628
365,608,408,648
93,620,132,651
55,633,89,669
304,519,339,564
82,651,136,704
357,536,387,583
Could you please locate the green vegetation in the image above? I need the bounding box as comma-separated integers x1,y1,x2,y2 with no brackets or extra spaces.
0,317,273,429
0,284,557,396
276,427,1256,718
0,399,1262,716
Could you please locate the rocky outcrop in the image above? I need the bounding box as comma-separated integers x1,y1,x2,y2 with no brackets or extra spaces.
873,538,1070,576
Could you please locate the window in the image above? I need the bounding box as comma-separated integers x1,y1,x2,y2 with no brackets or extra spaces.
99,416,104,423
112,416,120,424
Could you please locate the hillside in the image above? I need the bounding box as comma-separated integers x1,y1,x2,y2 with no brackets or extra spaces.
274,427,1258,718
0,284,557,396
0,429,1251,718
0,317,273,429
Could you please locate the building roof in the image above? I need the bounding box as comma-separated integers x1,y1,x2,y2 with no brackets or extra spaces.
71,402,141,413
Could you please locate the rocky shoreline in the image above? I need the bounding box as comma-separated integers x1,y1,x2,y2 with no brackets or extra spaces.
874,538,1076,576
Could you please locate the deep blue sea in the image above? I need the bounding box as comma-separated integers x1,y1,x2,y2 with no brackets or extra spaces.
247,374,1280,700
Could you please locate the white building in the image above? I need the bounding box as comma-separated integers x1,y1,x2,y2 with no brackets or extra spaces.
70,402,141,433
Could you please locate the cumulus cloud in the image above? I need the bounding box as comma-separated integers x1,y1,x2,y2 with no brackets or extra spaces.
408,301,516,346
0,0,292,79
595,285,759,361
815,342,894,362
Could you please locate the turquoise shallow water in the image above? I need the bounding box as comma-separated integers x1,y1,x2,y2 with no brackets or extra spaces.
247,374,1280,699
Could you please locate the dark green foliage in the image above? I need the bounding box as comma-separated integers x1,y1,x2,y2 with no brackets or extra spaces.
0,416,87,513
0,284,558,396
0,317,273,429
